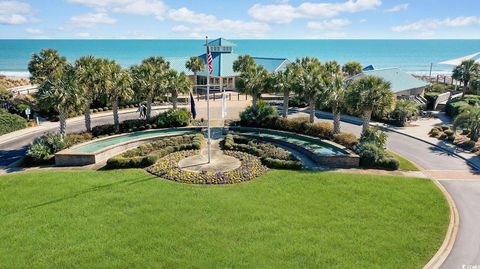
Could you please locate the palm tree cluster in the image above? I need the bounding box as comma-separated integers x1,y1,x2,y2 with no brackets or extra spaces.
452,59,480,97
234,54,396,134
29,49,196,137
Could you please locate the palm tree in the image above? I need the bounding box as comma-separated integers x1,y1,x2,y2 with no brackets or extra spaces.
345,75,396,134
392,100,419,127
291,57,328,123
131,57,170,120
452,59,480,97
233,55,268,109
37,65,83,137
103,61,133,132
28,49,68,85
185,56,205,95
454,105,480,142
342,61,363,77
166,70,193,109
74,56,101,132
325,61,345,134
270,64,295,118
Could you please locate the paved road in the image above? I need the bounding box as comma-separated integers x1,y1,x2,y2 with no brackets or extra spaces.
0,109,165,167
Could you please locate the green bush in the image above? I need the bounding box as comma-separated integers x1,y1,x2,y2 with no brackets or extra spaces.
0,109,27,135
92,124,116,137
429,128,441,137
157,108,191,128
446,101,470,117
356,142,399,170
289,96,308,108
359,127,387,148
239,101,277,127
444,130,454,136
333,133,358,150
262,157,303,170
106,134,204,169
26,133,70,163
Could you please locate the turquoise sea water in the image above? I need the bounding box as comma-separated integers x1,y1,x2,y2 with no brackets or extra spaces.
1,39,479,76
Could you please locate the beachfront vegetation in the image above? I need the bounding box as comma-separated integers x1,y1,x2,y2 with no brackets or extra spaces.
345,75,396,134
0,169,448,268
268,64,295,118
355,127,399,170
453,104,480,142
233,55,269,109
391,99,421,127
342,60,363,77
0,108,27,135
28,49,68,85
165,70,192,109
185,56,205,94
325,61,345,134
452,59,480,97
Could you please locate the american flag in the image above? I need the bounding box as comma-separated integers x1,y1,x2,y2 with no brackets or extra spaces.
207,46,213,74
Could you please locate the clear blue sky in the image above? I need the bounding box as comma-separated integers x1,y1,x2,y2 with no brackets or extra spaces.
1,0,479,39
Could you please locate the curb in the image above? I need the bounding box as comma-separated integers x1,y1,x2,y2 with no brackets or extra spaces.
315,111,480,171
423,179,459,269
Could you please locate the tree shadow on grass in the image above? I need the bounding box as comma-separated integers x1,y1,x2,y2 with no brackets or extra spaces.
2,175,155,217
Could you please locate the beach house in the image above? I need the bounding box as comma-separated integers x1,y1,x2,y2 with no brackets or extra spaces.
168,38,290,92
349,67,430,98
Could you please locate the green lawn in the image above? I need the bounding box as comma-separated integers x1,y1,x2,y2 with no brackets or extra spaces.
0,169,448,268
388,151,421,171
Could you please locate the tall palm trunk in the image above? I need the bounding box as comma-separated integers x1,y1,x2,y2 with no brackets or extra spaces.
333,106,341,134
282,90,289,118
59,110,67,137
252,94,258,109
113,98,120,133
84,100,91,132
194,72,197,95
362,110,372,135
146,91,153,120
309,98,315,123
172,92,178,109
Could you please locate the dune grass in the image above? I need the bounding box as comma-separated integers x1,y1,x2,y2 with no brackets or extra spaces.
0,169,447,268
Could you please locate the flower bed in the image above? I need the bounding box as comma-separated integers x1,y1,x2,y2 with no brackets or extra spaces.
106,134,203,169
147,150,267,184
223,134,303,170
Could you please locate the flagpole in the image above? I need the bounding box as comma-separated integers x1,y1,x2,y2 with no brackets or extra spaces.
206,36,211,163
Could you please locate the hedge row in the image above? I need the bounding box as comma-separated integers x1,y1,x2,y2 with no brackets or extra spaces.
241,116,358,150
92,108,191,137
223,134,303,170
0,109,27,135
106,134,203,169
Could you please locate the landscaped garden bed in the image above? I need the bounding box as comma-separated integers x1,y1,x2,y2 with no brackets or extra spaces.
0,169,449,268
222,134,303,170
147,150,268,184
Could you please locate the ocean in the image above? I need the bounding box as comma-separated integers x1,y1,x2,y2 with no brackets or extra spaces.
1,39,479,77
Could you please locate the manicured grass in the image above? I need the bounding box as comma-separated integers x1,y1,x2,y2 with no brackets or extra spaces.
388,150,421,171
0,169,448,268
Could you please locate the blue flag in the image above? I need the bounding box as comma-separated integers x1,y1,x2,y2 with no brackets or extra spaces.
190,92,197,119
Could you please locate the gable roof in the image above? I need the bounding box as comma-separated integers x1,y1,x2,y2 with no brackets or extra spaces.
353,67,429,93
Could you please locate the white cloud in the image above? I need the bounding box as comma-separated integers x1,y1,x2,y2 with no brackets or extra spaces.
112,0,167,20
70,12,117,27
385,3,409,12
307,19,351,30
67,0,133,10
249,0,381,23
25,28,43,34
392,16,480,33
169,7,270,37
75,32,91,38
323,31,347,38
0,1,32,24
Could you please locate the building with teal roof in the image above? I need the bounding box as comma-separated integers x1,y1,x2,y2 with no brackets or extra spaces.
167,38,290,92
349,67,430,97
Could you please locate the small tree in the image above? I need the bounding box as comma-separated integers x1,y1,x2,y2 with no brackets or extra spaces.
185,56,205,95
453,105,480,142
324,61,345,134
28,49,68,85
391,100,419,127
37,65,83,137
452,59,480,97
74,56,101,132
291,57,329,123
166,70,193,109
233,55,269,109
270,64,295,118
342,61,363,77
346,75,396,134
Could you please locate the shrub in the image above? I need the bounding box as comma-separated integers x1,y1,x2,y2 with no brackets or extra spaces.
92,124,116,137
26,133,71,163
457,140,476,150
333,133,358,150
444,130,454,136
447,135,455,142
289,96,308,108
429,129,441,137
156,108,191,128
356,142,399,170
262,157,303,170
439,133,447,140
0,109,27,135
239,101,277,127
446,101,469,117
440,125,450,131
359,127,387,148
98,108,104,112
